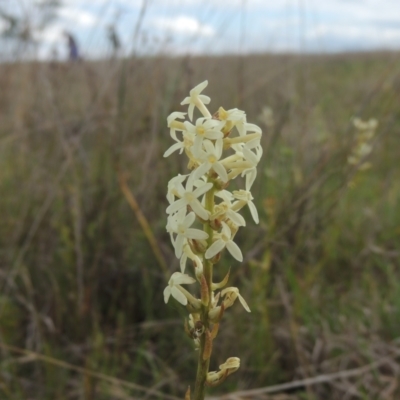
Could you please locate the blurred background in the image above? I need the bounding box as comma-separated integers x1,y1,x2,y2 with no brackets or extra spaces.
1,1,400,399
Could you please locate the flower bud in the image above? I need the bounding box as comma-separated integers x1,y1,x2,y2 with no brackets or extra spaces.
219,357,240,376
209,251,221,265
208,304,225,323
206,371,223,387
209,218,222,231
189,239,207,254
193,257,204,279
206,369,228,387
222,291,238,309
214,179,230,191
208,306,221,323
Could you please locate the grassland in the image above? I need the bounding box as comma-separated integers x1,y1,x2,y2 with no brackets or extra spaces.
0,51,400,400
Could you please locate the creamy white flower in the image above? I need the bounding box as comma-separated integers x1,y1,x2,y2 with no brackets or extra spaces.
221,287,251,312
218,107,245,124
213,190,245,226
224,132,262,148
220,149,254,172
353,117,378,131
180,243,203,275
166,174,188,204
205,222,243,262
192,139,228,183
243,139,262,166
164,272,196,305
168,209,209,258
164,131,196,158
166,207,186,246
232,189,259,224
181,80,211,121
215,189,234,202
166,177,213,220
243,167,257,191
212,201,246,227
167,112,187,139
164,137,186,158
231,138,262,167
184,118,224,156
236,120,262,137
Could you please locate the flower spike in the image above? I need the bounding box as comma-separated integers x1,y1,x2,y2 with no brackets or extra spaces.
164,81,262,397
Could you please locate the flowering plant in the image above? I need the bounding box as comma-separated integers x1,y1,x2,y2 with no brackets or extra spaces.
164,81,262,399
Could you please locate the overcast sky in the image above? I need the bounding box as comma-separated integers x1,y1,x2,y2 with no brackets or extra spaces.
2,0,400,59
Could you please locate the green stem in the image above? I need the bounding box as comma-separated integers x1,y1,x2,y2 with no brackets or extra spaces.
193,179,215,400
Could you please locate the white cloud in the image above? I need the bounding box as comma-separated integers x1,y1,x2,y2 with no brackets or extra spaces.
58,8,98,27
153,15,215,37
308,23,400,45
30,7,98,46
34,25,64,44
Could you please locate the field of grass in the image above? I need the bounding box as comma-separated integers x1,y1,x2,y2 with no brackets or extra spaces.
0,51,400,400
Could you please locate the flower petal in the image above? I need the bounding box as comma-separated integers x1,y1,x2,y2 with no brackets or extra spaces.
192,135,204,157
171,272,196,285
185,228,209,240
183,212,196,228
174,234,185,258
212,162,228,183
221,221,232,238
238,293,251,312
188,104,195,121
226,240,243,262
191,80,208,94
192,182,213,198
203,139,214,154
243,147,259,166
245,123,262,134
167,112,186,125
226,209,246,226
248,201,259,224
244,168,257,191
166,198,186,215
163,286,171,303
245,137,261,150
205,239,225,259
180,253,188,273
215,138,223,158
190,199,209,220
198,94,211,104
171,286,188,305
164,142,183,158
193,162,211,182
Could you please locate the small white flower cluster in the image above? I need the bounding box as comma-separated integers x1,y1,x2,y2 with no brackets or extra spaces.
348,117,378,171
164,80,262,295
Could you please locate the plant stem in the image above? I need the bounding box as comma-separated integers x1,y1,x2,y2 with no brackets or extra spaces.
193,179,215,400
